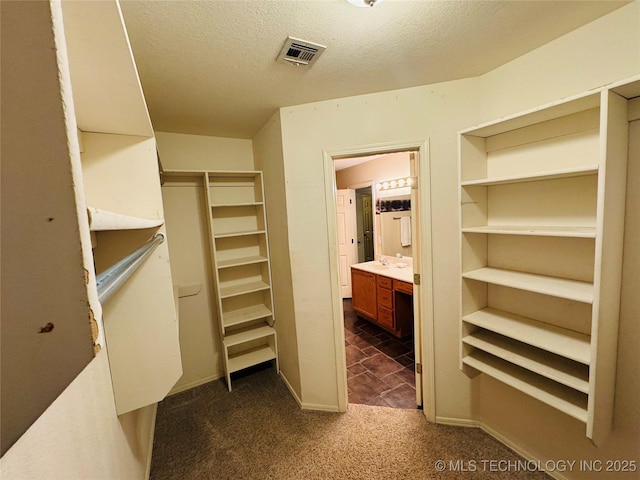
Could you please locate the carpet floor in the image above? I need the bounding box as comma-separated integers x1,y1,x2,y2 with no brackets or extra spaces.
150,366,550,480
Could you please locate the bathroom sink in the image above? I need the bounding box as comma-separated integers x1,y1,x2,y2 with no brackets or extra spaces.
371,264,390,270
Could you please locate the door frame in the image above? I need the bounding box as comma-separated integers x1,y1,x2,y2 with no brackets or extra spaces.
322,139,436,422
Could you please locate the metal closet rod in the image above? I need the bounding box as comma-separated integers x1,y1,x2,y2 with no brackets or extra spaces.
96,233,165,303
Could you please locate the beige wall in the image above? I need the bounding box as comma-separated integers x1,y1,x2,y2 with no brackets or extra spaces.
279,77,480,412
156,132,254,171
335,153,410,189
336,153,412,259
253,111,302,401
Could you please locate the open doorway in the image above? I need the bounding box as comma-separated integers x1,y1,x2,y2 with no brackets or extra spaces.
355,186,374,263
327,146,432,413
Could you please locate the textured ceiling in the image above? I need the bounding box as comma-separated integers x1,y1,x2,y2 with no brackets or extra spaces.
120,0,628,139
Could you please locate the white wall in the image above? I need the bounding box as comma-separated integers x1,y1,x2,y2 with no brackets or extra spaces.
1,354,156,480
161,180,223,393
156,132,254,171
278,77,480,414
478,2,640,123
253,111,303,401
156,132,257,393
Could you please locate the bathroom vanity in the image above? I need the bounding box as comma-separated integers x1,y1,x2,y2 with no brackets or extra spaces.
350,260,414,337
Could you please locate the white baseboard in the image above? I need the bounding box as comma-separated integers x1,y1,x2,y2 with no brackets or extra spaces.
279,371,302,407
278,372,340,412
167,373,223,396
144,403,158,480
479,423,569,480
301,402,342,412
436,416,480,428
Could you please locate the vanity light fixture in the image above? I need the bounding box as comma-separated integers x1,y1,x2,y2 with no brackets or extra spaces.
347,0,384,7
376,177,414,191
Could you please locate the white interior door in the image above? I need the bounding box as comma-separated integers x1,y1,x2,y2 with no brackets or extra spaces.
409,152,423,408
336,189,357,298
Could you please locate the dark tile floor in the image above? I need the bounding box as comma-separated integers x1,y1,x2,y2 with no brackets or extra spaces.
343,299,417,409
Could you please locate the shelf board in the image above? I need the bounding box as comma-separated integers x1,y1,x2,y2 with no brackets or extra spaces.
219,280,270,299
460,165,598,187
462,267,594,304
211,202,263,208
87,207,164,231
217,255,269,269
227,344,277,373
461,225,596,238
463,307,591,365
463,330,590,392
214,229,267,239
459,92,600,138
223,304,273,328
223,324,275,348
463,350,588,423
207,170,261,178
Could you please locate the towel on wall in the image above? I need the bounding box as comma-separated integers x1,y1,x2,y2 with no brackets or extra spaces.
400,216,411,246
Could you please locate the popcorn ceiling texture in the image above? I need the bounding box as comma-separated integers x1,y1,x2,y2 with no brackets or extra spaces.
119,0,625,138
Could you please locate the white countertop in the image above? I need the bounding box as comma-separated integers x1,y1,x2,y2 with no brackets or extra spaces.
350,260,414,283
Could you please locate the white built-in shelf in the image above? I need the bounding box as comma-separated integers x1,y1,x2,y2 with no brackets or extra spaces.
219,280,271,299
460,92,600,138
462,267,594,304
214,229,267,239
461,225,596,238
462,308,591,365
462,330,590,392
223,325,275,348
211,202,264,208
87,206,164,231
463,350,588,423
459,85,633,444
222,304,273,328
460,165,598,187
217,255,269,269
227,344,277,373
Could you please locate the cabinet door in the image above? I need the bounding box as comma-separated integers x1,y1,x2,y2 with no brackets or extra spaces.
351,269,377,320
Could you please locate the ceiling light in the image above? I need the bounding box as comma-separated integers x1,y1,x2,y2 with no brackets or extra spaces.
347,0,383,7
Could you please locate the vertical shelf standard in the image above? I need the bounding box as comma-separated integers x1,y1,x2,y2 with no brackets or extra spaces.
204,171,279,390
458,88,630,444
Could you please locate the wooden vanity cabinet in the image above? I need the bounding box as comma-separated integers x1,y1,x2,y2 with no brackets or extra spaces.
351,269,377,320
376,276,394,330
351,268,414,337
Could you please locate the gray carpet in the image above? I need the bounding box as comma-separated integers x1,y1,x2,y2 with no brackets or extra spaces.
150,365,550,479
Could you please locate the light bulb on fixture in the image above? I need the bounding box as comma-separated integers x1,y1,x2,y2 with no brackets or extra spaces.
347,0,383,7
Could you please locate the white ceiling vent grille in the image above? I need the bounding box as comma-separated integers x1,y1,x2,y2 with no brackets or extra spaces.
276,37,326,68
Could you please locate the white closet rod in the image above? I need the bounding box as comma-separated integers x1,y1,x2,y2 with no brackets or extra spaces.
96,233,165,303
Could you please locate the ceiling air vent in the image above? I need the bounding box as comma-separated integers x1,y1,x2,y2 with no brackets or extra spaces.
276,37,326,68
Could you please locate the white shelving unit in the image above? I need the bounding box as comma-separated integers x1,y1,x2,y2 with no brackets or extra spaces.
164,170,279,391
61,0,182,415
458,86,633,444
206,171,279,390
